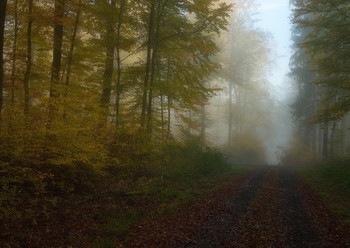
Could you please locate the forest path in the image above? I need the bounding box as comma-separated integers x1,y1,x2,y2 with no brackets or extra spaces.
124,166,350,248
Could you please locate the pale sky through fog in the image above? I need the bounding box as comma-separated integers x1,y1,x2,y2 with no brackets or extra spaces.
255,0,292,100
255,0,294,164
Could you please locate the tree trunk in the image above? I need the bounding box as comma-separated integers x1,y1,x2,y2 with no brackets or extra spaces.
322,122,328,160
200,103,206,143
167,95,171,138
100,0,116,119
47,0,64,132
228,81,233,144
166,59,171,139
160,93,164,138
330,120,337,158
0,0,7,122
115,0,127,127
141,0,155,127
65,7,80,87
63,4,81,119
24,0,33,118
147,0,163,133
50,0,64,98
10,0,18,104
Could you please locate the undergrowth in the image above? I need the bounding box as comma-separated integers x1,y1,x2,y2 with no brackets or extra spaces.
0,139,248,248
300,158,350,226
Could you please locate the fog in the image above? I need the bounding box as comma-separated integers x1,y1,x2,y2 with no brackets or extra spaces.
204,0,295,165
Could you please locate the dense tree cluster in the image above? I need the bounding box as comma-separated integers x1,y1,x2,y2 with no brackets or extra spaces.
289,0,350,160
0,0,232,163
216,0,272,164
0,1,234,245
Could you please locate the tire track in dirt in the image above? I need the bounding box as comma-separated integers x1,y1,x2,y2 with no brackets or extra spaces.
277,168,320,247
226,168,286,247
124,169,267,248
124,166,350,248
177,168,268,248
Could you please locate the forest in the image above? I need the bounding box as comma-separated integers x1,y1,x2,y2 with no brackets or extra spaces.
1,0,350,247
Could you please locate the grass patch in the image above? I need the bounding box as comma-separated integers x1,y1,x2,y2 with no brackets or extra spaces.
93,208,142,248
94,165,250,247
149,166,249,218
299,159,350,226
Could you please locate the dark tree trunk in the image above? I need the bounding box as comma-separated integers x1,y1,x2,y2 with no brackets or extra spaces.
65,6,81,87
0,0,7,121
50,0,65,98
63,3,81,119
24,0,33,118
322,122,328,160
101,0,116,118
166,59,171,139
200,103,206,143
10,0,18,104
146,0,162,133
115,0,127,127
47,0,65,132
228,81,233,144
141,0,155,127
167,95,171,138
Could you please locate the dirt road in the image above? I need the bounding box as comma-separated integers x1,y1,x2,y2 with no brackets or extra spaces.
124,166,350,248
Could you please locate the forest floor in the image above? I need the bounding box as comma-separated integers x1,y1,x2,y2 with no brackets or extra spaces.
123,166,350,248
13,166,350,248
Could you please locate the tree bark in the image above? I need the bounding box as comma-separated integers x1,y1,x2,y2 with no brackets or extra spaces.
10,0,18,104
65,6,81,87
24,0,33,118
141,0,155,127
228,81,233,144
200,103,206,143
100,0,116,119
0,0,7,122
50,0,65,98
166,59,171,139
322,122,328,160
167,95,171,138
146,0,162,133
47,0,64,132
63,3,81,119
115,0,127,127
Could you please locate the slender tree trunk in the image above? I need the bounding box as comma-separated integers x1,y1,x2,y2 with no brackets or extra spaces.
10,0,18,104
24,0,33,118
228,81,233,144
100,0,116,119
147,0,162,132
322,122,328,160
47,0,64,132
63,4,81,119
167,95,171,138
115,0,127,127
330,120,337,158
200,103,206,143
50,0,64,98
166,59,171,139
141,1,155,127
160,93,164,138
0,0,7,122
65,7,80,87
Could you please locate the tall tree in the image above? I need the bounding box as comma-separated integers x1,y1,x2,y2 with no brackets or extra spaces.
141,0,155,128
292,0,350,120
50,0,65,98
23,0,33,117
64,1,81,87
100,0,117,117
114,0,127,126
0,0,7,121
10,0,18,104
